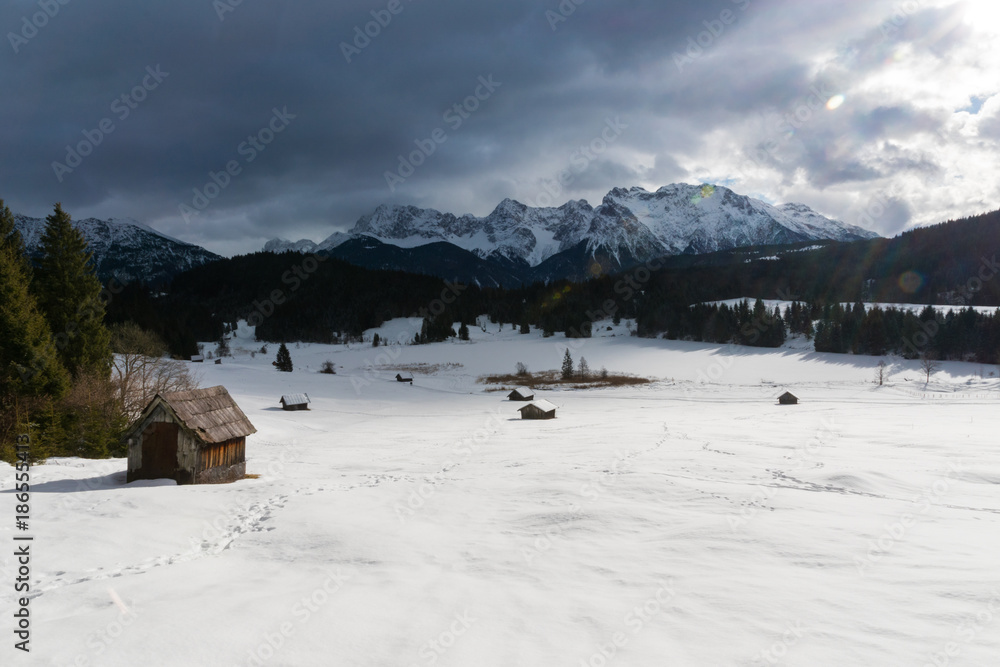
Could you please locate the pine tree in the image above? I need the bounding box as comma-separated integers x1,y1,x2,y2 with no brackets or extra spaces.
519,318,530,334
215,334,230,358
578,357,590,378
372,333,380,348
459,322,470,341
275,343,293,372
0,200,30,275
0,203,69,399
561,349,574,380
32,204,111,378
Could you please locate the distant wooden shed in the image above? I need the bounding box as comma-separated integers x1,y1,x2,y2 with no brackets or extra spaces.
507,387,535,401
396,373,413,383
280,393,311,411
189,355,204,363
518,400,558,420
778,392,799,405
124,386,256,485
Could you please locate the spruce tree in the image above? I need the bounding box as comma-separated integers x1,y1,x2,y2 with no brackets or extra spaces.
215,334,230,358
459,322,470,341
0,200,29,274
561,349,574,380
0,203,69,399
32,204,111,378
275,343,293,372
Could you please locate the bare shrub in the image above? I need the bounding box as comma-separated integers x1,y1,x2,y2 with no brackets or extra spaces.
110,323,200,422
874,359,888,386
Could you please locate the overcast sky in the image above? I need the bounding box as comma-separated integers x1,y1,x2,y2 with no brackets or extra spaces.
2,0,998,255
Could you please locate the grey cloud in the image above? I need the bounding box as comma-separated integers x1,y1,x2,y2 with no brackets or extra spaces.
0,0,993,252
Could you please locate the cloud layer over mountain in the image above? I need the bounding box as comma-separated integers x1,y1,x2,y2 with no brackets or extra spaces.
2,0,997,254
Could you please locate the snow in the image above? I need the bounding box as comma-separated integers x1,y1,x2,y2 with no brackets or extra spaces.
270,184,877,267
2,322,999,665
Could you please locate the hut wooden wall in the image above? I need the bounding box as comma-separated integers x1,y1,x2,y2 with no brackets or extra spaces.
198,437,245,472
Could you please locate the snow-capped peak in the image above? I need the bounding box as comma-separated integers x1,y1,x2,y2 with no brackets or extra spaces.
260,183,879,268
319,184,879,266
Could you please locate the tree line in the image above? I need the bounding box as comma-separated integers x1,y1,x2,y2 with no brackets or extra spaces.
1,202,195,463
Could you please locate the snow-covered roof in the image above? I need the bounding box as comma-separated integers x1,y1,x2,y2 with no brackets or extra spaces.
396,373,414,380
281,393,310,406
520,400,557,413
508,386,534,398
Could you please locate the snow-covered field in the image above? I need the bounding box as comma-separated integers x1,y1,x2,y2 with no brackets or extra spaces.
3,320,1000,666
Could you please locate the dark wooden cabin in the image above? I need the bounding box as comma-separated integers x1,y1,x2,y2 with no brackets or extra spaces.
280,393,311,411
778,391,799,405
507,387,535,401
518,400,558,420
396,373,414,384
124,386,256,485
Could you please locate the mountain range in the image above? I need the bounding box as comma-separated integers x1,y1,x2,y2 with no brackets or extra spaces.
14,215,220,284
266,183,879,285
14,183,880,287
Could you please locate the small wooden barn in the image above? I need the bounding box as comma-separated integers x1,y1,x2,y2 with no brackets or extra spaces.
507,387,535,401
518,400,558,420
778,391,799,405
124,386,256,485
396,373,414,384
280,393,310,411
189,355,204,363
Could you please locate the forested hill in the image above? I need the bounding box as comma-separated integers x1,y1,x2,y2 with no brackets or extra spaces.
106,253,494,355
637,208,1000,308
107,209,1000,358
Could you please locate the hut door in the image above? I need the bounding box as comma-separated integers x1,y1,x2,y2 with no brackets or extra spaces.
142,422,179,479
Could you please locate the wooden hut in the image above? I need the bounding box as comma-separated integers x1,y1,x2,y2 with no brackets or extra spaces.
396,373,414,384
778,391,799,405
280,393,311,411
189,355,204,363
124,386,256,485
518,400,558,420
507,387,535,401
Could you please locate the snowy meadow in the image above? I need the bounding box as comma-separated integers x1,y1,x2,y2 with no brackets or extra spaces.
2,319,999,666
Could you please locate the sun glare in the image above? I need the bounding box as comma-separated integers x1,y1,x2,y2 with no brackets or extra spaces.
962,0,1000,34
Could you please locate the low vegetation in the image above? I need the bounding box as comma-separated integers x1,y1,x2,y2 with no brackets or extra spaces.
375,362,463,375
478,369,652,390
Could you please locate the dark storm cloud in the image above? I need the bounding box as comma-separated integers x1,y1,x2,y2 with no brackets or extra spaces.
0,0,994,251
0,0,741,240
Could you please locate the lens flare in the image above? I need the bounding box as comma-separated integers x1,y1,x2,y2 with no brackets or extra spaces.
898,271,924,294
691,184,716,205
826,94,845,110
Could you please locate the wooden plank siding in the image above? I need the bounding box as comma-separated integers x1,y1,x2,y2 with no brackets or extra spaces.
198,438,245,473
